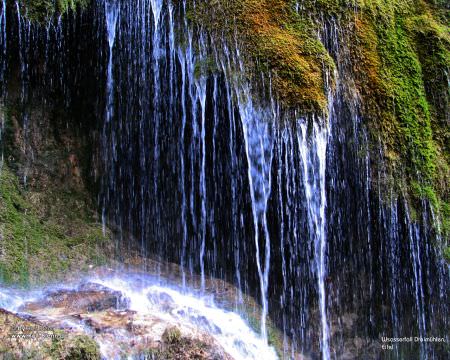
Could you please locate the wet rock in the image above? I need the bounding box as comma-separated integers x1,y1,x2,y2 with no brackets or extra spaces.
147,291,175,312
151,325,233,360
78,282,113,292
21,286,129,314
190,314,222,335
340,313,357,330
0,308,101,360
78,310,136,333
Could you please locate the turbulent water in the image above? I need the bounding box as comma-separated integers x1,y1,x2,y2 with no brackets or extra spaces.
0,272,278,360
0,0,449,359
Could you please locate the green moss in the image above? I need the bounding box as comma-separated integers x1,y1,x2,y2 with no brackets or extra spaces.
147,326,223,359
14,0,89,22
47,334,101,360
439,201,450,238
360,1,448,214
444,246,450,264
238,303,285,357
186,0,334,112
0,165,109,286
297,0,449,225
162,326,182,344
379,18,438,179
194,56,218,79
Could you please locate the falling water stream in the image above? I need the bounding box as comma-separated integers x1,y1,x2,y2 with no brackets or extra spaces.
0,1,448,359
0,0,5,172
298,120,330,359
237,83,274,343
102,0,119,235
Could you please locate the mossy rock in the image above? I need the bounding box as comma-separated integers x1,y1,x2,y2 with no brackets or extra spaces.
48,334,101,360
12,0,89,22
162,326,182,344
184,0,335,113
0,309,100,360
147,325,231,359
0,163,109,286
444,247,450,264
292,0,449,233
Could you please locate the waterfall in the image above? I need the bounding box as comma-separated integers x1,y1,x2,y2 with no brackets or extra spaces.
1,1,449,359
220,42,243,301
298,120,329,359
405,203,428,358
15,1,30,185
178,41,188,288
196,34,208,291
105,0,119,125
0,0,6,172
0,0,6,90
102,0,119,236
237,84,274,342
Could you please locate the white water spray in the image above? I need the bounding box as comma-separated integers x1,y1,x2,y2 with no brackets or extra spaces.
0,273,278,360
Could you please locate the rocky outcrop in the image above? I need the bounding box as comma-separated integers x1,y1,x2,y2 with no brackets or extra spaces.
0,308,101,359
1,277,236,359
20,283,129,314
0,47,113,285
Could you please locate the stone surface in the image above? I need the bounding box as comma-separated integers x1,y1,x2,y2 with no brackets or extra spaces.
21,285,129,314
2,280,234,359
0,308,101,359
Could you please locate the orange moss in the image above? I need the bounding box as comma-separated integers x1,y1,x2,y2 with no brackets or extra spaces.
190,0,333,112
352,15,402,157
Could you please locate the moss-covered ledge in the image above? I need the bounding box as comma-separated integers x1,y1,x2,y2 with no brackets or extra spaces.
11,0,89,22
348,0,449,234
183,0,335,113
185,0,449,237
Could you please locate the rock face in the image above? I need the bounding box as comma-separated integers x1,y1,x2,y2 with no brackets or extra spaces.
0,308,101,359
1,279,234,359
155,326,233,360
21,283,129,314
